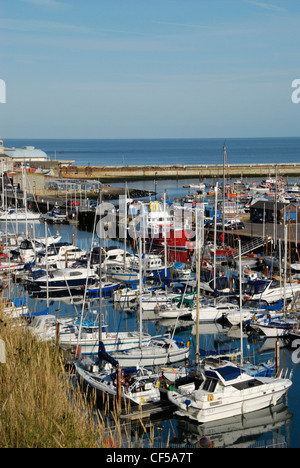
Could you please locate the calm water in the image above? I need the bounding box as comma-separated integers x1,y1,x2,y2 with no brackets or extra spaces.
2,219,299,448
3,137,300,447
5,136,300,167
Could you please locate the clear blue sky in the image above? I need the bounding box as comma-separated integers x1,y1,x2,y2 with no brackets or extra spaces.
0,0,300,139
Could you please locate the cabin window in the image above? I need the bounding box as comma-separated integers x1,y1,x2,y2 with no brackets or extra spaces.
202,378,217,392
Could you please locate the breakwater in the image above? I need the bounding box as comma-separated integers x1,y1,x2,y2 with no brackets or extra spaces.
60,162,300,181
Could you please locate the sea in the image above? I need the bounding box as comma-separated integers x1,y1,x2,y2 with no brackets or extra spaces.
3,137,300,448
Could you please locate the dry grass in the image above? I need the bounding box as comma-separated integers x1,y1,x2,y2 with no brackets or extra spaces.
0,308,158,448
0,309,119,448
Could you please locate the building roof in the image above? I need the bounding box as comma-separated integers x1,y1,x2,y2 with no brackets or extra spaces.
3,146,48,160
250,200,294,210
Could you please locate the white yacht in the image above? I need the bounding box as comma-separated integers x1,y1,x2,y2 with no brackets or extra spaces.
167,363,292,424
106,263,141,284
110,336,190,368
27,314,152,355
36,242,86,268
0,208,41,221
17,235,62,264
244,278,300,303
180,297,239,323
41,206,67,224
26,265,98,291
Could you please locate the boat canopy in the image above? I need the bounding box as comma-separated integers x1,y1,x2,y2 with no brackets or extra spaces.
205,365,243,382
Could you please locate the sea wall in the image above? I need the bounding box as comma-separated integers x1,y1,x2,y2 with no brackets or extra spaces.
60,162,300,181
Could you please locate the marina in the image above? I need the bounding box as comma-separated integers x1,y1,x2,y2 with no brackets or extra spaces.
3,0,300,449
1,141,300,448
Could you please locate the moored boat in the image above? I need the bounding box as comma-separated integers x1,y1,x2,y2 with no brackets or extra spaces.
167,363,292,423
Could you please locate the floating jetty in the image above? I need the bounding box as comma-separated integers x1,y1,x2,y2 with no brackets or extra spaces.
60,162,300,181
120,400,174,421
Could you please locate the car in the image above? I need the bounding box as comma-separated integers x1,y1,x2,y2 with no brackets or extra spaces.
67,200,80,206
252,215,263,223
231,221,245,230
205,221,223,229
224,221,245,230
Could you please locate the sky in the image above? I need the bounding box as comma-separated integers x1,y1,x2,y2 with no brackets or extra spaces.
0,0,300,139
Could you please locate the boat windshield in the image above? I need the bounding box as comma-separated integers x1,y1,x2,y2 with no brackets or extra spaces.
202,378,218,392
244,280,269,296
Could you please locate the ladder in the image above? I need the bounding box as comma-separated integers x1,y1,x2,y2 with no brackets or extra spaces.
231,236,271,258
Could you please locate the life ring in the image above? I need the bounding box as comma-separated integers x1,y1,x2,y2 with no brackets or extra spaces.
208,394,214,402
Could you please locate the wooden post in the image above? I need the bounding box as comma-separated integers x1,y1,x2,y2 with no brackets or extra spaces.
0,339,6,364
275,337,280,378
55,322,60,354
116,367,122,410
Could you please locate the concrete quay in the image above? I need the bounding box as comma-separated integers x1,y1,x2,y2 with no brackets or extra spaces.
60,162,300,181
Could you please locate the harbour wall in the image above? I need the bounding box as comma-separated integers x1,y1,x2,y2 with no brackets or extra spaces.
60,162,300,181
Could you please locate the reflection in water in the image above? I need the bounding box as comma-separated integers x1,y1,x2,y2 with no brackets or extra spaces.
173,401,292,448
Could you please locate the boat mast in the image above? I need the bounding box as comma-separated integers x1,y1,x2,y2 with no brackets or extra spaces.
139,234,143,348
195,203,204,366
284,224,287,317
213,182,218,293
22,163,28,236
163,190,167,277
238,239,243,366
222,144,226,235
195,230,201,366
45,220,49,309
99,185,103,345
124,181,127,269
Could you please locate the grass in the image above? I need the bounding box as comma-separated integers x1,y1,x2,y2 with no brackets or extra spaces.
0,306,155,448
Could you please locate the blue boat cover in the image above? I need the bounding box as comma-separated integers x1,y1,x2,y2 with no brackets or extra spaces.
205,365,242,381
22,307,49,318
98,341,118,368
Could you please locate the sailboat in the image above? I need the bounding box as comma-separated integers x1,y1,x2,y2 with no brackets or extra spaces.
28,313,152,355
74,188,161,406
0,164,40,222
75,348,161,406
0,208,41,222
110,237,190,368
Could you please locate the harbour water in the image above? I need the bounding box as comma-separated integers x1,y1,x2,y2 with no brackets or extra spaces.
3,222,296,448
5,136,300,167
3,137,300,448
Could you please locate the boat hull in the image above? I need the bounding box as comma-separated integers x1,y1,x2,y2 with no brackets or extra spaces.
145,229,193,251
60,332,152,355
168,378,292,423
111,343,190,367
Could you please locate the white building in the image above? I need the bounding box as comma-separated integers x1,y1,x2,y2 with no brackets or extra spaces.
3,145,48,163
0,138,49,171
